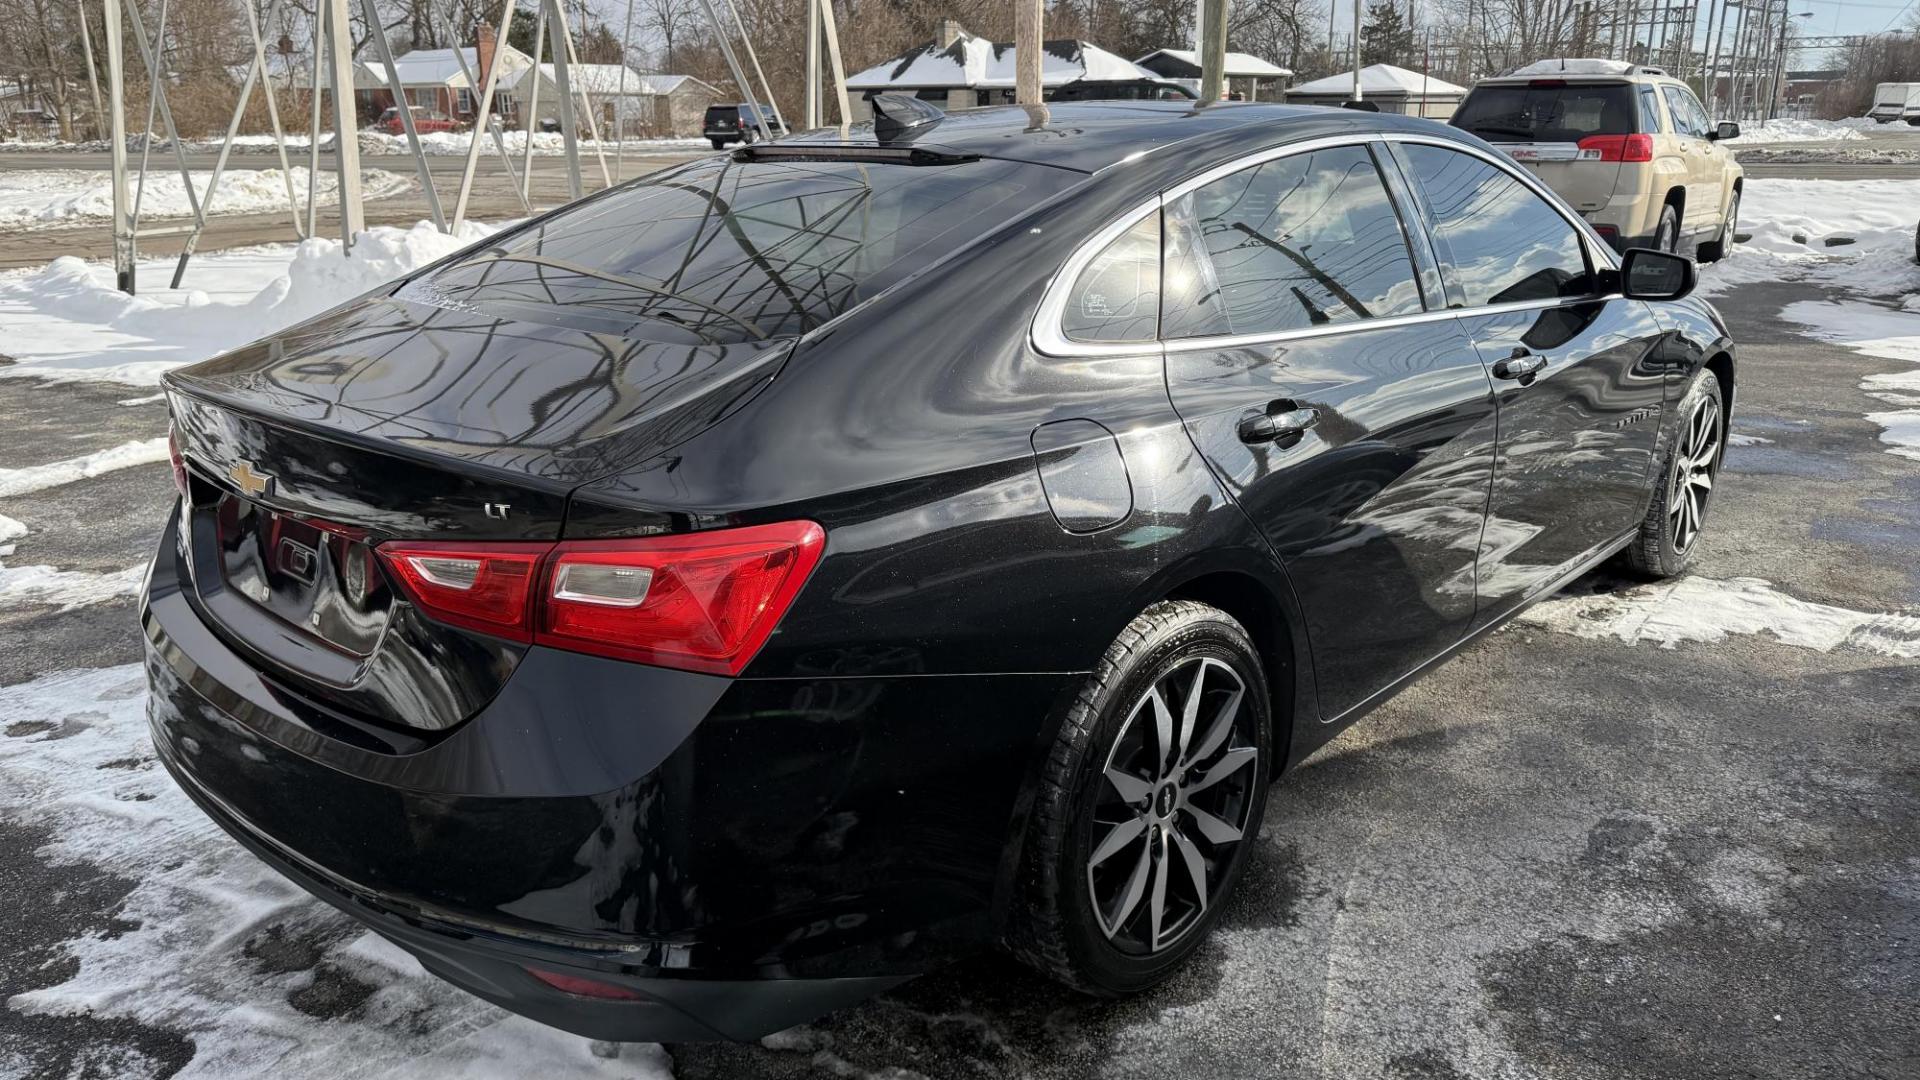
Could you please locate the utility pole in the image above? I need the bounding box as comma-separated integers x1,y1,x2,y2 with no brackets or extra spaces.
1016,0,1042,104
103,0,133,292
1350,0,1363,102
804,0,820,129
1199,0,1228,101
323,0,364,245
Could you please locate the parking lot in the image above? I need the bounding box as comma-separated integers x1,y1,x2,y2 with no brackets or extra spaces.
0,142,1916,1077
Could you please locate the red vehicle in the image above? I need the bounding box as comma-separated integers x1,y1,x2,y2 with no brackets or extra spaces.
377,105,461,135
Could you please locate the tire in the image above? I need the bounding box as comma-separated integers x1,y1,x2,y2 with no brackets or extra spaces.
1654,203,1681,253
1698,190,1738,263
1623,368,1724,579
1007,600,1272,996
709,138,727,150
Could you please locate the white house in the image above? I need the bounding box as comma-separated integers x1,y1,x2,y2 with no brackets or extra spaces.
351,26,533,122
845,21,1162,116
1135,48,1293,99
509,65,721,137
1283,64,1467,119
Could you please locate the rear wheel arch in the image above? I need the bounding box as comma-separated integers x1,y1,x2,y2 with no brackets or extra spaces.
1161,571,1298,774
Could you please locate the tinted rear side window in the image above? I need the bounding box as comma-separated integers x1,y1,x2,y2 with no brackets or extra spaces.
1396,144,1593,307
420,156,1080,343
1452,83,1638,142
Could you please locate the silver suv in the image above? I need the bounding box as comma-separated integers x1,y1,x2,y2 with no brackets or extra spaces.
1451,61,1743,260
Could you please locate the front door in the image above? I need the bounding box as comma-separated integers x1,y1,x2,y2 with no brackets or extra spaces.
1389,140,1669,614
1160,141,1498,720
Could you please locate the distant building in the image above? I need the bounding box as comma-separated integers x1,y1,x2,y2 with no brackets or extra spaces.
1284,64,1466,119
509,66,721,137
844,19,1162,118
1135,48,1293,100
351,25,533,123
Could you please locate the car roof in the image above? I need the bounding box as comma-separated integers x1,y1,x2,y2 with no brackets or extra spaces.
778,100,1466,174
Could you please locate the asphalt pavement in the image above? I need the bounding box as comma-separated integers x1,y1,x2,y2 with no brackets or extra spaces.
0,246,1914,1075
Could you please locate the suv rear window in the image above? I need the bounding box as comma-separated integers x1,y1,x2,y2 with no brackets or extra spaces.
417,155,1081,343
1451,83,1639,142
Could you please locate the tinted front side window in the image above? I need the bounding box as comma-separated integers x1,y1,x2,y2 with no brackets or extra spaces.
1162,144,1424,338
1398,144,1593,308
1452,84,1638,142
421,156,1079,343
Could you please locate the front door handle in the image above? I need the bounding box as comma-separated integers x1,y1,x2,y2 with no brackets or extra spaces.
1238,402,1321,445
1493,349,1548,385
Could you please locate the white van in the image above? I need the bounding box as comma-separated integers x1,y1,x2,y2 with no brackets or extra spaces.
1868,82,1920,124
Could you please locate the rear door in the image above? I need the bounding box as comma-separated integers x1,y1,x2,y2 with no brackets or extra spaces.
1388,139,1668,615
1159,139,1498,719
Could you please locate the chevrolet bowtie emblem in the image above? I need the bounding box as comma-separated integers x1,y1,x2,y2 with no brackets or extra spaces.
228,459,275,498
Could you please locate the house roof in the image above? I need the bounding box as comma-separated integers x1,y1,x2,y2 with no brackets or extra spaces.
846,30,1157,90
354,44,532,90
1285,63,1466,97
523,62,651,96
632,74,720,96
1135,48,1292,79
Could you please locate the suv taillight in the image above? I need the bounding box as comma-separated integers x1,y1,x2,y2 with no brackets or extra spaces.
377,520,826,676
1577,133,1654,162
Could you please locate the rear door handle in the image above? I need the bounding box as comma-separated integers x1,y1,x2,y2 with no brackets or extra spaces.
1237,402,1321,445
1493,349,1548,384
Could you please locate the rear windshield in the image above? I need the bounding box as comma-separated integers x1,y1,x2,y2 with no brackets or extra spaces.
706,105,738,120
1452,83,1638,142
417,155,1081,343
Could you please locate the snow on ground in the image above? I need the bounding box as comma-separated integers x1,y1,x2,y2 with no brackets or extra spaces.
0,219,498,386
1771,299,1920,461
1517,574,1920,657
0,168,411,230
0,665,675,1079
1722,118,1867,145
0,438,169,498
1698,177,1920,300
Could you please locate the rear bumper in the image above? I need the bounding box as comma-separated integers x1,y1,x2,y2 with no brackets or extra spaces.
142,506,1075,1040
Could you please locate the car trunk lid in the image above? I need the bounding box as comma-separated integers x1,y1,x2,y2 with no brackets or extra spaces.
165,293,789,732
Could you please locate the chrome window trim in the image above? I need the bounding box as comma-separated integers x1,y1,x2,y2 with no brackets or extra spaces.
1031,131,1623,360
1029,198,1165,358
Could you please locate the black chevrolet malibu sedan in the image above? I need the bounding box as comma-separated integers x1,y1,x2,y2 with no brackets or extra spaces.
145,100,1734,1040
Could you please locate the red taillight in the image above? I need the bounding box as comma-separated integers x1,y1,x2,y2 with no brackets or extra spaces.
377,541,546,641
1576,133,1654,162
541,521,826,676
525,967,647,1000
375,520,825,676
167,425,189,495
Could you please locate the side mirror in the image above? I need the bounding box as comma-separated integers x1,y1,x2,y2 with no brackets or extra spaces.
1620,248,1696,301
1711,120,1740,141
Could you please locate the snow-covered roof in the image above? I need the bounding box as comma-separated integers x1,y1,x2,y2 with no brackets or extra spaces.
524,63,651,96
355,45,532,90
1503,58,1636,77
846,31,1157,90
1136,48,1292,79
632,74,719,96
1285,63,1466,97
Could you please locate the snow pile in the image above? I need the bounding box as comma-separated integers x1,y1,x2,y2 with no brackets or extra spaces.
1722,118,1866,144
358,130,710,156
0,438,169,498
0,219,498,386
0,664,675,1079
1519,574,1920,658
0,168,412,229
1698,177,1920,299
